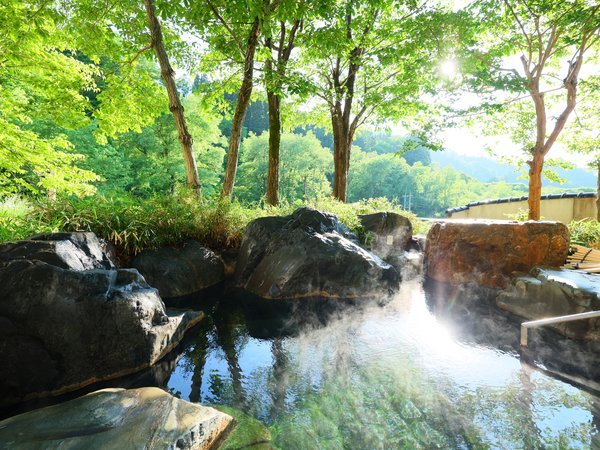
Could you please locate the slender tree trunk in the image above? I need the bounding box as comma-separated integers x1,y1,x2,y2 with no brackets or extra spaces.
143,0,201,194
264,20,301,205
331,110,352,202
330,47,361,202
221,19,261,199
527,151,544,220
266,90,281,205
596,161,600,221
331,113,341,199
337,138,351,202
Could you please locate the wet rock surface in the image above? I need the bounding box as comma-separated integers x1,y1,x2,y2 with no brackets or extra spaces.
0,387,233,449
497,267,600,341
359,212,420,278
131,240,225,299
424,220,569,289
235,207,400,299
359,211,413,253
0,234,203,410
0,232,116,271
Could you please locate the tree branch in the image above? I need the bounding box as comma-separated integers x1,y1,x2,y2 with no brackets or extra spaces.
126,44,152,64
205,0,246,57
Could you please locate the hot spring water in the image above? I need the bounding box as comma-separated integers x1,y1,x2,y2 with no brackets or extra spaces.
166,282,600,449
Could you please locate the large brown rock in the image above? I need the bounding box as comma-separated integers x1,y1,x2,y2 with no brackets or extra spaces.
0,387,233,449
424,220,569,289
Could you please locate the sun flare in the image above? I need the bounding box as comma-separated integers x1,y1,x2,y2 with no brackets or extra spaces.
440,59,457,77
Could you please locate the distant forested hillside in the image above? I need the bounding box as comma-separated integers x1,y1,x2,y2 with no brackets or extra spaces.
430,151,596,189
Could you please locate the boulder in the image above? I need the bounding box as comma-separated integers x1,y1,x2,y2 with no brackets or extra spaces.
0,232,116,270
131,241,224,298
235,207,399,299
359,212,418,277
0,387,233,449
0,234,203,410
497,268,600,341
424,220,569,289
359,211,413,253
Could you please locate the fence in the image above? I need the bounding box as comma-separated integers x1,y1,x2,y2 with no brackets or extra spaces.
446,192,597,222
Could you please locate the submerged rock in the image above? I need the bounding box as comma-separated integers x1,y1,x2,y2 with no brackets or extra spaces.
497,268,600,341
215,405,272,450
235,207,399,300
424,220,569,289
0,387,233,449
0,234,203,410
131,240,225,299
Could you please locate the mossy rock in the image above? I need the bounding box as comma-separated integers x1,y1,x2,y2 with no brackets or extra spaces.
214,405,272,450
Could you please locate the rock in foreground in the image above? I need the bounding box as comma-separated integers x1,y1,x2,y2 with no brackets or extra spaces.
132,240,225,299
425,220,569,289
497,268,600,341
0,233,203,410
0,387,233,449
235,207,400,299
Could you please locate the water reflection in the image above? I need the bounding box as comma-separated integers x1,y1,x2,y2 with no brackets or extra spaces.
165,283,600,449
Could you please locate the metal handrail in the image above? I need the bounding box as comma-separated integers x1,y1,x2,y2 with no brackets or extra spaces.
520,310,600,347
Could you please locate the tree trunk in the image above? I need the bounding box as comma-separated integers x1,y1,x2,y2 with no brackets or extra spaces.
331,111,352,203
596,161,600,221
331,113,341,199
527,151,544,220
266,90,281,205
221,19,261,199
337,138,351,202
143,0,201,194
264,20,301,205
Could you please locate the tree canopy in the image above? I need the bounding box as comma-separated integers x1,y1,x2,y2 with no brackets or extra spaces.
0,0,597,219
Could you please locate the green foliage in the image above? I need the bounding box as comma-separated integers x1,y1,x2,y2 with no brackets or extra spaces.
455,0,600,167
92,64,168,144
568,220,600,249
354,131,432,165
0,192,429,257
236,132,332,203
300,0,457,131
31,193,260,257
66,92,226,197
0,1,101,196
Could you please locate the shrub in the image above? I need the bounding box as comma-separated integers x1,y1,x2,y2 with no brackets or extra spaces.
568,219,600,249
0,192,430,259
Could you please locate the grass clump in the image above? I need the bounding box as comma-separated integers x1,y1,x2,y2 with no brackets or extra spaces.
0,192,428,259
568,219,600,249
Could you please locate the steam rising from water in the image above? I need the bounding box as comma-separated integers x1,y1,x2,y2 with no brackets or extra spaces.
168,282,600,449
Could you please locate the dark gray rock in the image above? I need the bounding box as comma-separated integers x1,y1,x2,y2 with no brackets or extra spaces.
359,212,420,279
0,234,203,410
235,207,399,299
497,268,600,341
359,212,413,252
131,240,224,299
0,232,116,270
